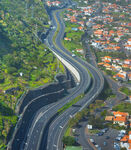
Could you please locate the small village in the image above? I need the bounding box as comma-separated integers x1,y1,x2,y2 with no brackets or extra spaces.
60,0,131,84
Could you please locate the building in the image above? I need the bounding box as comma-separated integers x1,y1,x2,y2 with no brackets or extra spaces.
105,116,114,121
124,59,131,65
120,131,131,150
105,111,129,127
113,116,127,126
113,111,129,127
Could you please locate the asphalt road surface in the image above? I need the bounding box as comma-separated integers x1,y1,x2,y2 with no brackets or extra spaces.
8,1,104,150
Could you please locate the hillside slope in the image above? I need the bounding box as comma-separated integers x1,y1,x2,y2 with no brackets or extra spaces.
0,0,64,149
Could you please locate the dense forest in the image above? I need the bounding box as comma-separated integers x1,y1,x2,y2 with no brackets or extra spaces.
0,0,64,149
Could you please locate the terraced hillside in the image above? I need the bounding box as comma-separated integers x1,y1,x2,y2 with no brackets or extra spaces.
0,0,64,149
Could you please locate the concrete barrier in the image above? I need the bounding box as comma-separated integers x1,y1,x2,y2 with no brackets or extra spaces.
53,51,80,83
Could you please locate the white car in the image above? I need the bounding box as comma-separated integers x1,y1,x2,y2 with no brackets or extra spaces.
95,145,99,148
72,54,76,57
90,139,94,143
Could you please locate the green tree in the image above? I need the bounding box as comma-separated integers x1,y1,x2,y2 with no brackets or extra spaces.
62,136,75,146
7,67,17,74
0,74,4,83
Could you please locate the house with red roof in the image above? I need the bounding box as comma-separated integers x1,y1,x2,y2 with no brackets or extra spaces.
94,30,103,38
101,56,112,62
120,131,131,150
78,26,84,31
70,16,77,23
46,1,61,7
113,111,129,119
124,59,131,65
105,111,129,127
127,39,131,45
113,71,127,81
128,73,131,81
125,45,131,51
112,111,129,126
122,64,131,69
113,58,120,63
113,116,127,126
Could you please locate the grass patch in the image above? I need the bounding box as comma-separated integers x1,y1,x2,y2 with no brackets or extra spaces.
120,87,131,96
88,129,99,134
65,127,72,137
107,94,116,100
112,102,131,115
66,146,82,150
58,94,84,114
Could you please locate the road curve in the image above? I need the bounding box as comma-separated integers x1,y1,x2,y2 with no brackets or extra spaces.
22,8,92,150
45,8,104,150
22,2,104,150
8,1,104,150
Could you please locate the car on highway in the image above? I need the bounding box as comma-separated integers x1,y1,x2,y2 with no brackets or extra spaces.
72,54,76,57
72,104,81,107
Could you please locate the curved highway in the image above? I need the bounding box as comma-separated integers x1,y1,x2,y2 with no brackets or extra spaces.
22,7,92,149
8,1,104,150
44,8,104,150
24,2,104,150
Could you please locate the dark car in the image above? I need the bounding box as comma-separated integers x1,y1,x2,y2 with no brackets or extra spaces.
101,128,108,133
105,136,110,139
96,132,103,136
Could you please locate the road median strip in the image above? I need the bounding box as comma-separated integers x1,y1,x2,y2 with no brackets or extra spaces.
57,94,84,114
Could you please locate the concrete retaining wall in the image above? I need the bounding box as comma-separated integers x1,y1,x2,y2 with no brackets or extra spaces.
16,73,74,115
8,73,76,150
53,52,81,83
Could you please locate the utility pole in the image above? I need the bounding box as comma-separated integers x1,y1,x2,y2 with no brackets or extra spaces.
31,4,34,18
25,2,28,17
35,23,38,41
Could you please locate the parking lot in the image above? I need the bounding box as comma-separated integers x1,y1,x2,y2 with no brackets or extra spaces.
86,128,119,150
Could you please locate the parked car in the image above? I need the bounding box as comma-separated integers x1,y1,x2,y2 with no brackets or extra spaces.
90,139,94,143
105,136,110,139
95,144,99,148
114,142,120,150
103,141,107,146
93,142,96,145
118,133,124,138
120,130,126,134
101,128,108,133
97,147,102,150
115,137,121,141
96,132,103,136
